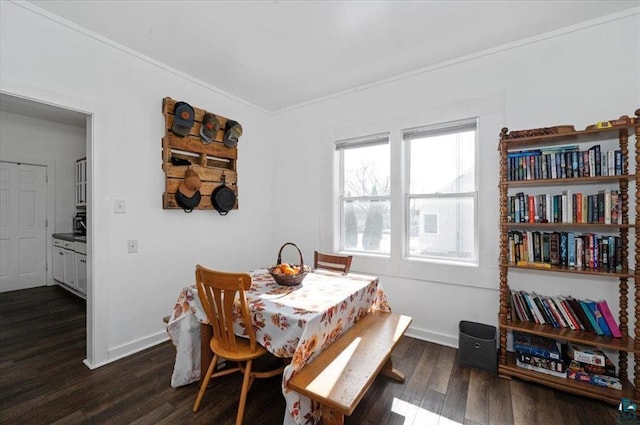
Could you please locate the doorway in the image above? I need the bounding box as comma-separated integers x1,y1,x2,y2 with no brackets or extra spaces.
0,92,91,363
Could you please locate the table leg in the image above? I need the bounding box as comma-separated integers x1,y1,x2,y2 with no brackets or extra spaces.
200,323,213,382
380,356,405,383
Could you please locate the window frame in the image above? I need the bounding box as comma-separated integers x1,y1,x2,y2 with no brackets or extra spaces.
336,133,391,255
403,117,479,264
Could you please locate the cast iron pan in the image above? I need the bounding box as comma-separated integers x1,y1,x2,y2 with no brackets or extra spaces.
211,177,236,216
175,190,201,213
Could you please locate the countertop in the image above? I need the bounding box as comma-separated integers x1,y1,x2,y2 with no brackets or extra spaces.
52,233,86,243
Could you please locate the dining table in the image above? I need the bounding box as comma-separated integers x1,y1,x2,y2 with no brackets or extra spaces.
166,268,390,425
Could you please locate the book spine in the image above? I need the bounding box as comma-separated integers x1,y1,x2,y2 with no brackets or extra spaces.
568,360,616,377
567,297,592,332
515,291,533,322
567,370,622,390
513,344,561,360
597,300,622,338
588,300,611,337
552,297,576,330
516,359,567,378
569,344,605,366
579,300,602,335
545,297,567,328
516,352,565,372
532,295,552,325
558,298,582,331
561,298,584,331
523,292,545,324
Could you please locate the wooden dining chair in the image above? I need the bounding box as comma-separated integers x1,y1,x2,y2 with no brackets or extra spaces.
192,265,284,425
313,251,353,274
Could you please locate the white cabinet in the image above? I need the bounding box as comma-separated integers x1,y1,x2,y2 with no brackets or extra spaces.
64,245,76,288
75,254,87,294
52,237,86,298
53,245,65,283
75,158,87,207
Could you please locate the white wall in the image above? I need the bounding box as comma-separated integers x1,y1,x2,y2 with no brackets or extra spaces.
272,12,640,347
1,2,275,366
0,111,85,234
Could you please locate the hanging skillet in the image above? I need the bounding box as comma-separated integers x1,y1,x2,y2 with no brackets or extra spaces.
211,174,236,216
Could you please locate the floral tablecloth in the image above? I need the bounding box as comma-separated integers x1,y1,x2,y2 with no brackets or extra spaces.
166,268,389,425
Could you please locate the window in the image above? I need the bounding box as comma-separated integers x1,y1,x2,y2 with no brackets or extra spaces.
404,118,477,263
336,134,390,254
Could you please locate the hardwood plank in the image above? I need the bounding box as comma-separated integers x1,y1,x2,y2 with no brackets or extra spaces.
402,339,439,400
510,379,539,425
428,345,456,394
489,374,514,425
440,361,471,423
465,369,491,424
531,384,563,425
412,389,444,424
0,286,623,425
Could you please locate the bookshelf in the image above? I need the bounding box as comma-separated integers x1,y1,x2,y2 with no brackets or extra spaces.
498,109,640,404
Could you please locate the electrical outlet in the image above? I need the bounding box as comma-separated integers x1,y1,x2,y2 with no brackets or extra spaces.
127,239,138,253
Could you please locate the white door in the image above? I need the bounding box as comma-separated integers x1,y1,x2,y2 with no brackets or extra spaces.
0,162,47,292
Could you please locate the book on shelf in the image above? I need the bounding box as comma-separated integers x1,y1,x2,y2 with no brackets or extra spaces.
567,343,606,366
584,299,611,337
516,358,567,378
567,355,617,377
516,352,565,373
523,292,546,324
554,296,578,330
596,300,622,338
542,297,565,328
507,144,625,182
513,332,561,360
509,291,622,337
535,295,555,326
578,299,603,336
567,370,622,390
562,296,586,330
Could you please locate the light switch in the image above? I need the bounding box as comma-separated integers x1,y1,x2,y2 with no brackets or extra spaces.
127,239,138,253
114,199,126,214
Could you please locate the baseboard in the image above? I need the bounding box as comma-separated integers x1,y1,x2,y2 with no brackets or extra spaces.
82,331,169,370
80,325,456,370
405,326,459,349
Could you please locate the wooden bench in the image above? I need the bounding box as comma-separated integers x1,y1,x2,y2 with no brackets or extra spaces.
288,310,412,425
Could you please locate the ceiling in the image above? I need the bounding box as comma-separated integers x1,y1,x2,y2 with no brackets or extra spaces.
19,1,640,113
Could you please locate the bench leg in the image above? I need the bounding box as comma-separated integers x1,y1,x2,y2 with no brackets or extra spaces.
321,405,344,425
380,356,405,383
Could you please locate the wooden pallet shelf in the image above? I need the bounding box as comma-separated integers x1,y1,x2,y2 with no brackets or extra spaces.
161,97,239,211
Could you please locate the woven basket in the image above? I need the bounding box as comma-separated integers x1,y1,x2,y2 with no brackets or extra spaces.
269,242,310,286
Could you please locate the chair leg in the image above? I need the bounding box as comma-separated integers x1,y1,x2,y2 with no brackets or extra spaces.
193,353,218,412
236,359,253,425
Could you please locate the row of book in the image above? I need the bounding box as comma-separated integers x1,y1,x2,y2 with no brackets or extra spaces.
507,189,621,225
507,144,624,182
513,332,622,390
508,230,623,272
510,290,622,337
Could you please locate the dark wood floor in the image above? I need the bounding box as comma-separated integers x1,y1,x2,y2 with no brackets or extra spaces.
0,286,617,425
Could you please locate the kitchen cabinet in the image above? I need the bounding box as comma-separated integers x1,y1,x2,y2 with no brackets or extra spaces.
52,245,65,283
52,236,86,298
75,158,87,207
75,245,87,294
